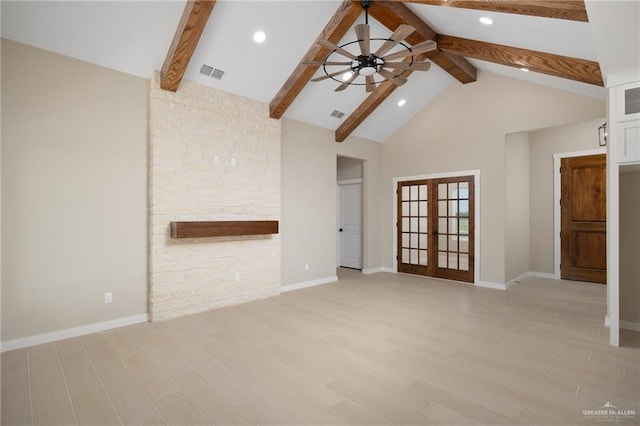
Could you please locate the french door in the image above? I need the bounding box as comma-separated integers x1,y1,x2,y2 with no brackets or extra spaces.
397,176,475,282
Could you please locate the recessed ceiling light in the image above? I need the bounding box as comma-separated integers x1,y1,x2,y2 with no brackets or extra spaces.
342,71,354,82
397,99,406,107
479,17,493,25
520,67,530,72
253,31,266,43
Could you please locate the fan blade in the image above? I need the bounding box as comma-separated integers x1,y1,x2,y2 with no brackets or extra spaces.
378,69,407,86
303,61,352,66
317,39,357,60
382,40,437,62
383,61,431,71
374,24,415,57
355,24,370,56
310,68,352,82
366,75,375,93
335,72,359,92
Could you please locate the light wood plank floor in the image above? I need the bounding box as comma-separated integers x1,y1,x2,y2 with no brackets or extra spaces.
2,269,639,425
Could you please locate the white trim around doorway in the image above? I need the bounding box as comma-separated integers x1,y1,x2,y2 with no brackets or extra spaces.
392,170,481,285
553,148,606,279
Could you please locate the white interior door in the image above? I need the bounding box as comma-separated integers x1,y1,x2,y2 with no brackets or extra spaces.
338,183,362,269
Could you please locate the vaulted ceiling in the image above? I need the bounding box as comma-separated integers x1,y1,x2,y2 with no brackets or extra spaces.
3,1,636,143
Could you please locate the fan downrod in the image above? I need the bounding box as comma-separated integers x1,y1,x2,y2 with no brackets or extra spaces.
361,0,372,24
356,0,380,76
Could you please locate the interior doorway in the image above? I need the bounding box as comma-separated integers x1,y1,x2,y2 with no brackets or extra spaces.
337,156,364,270
396,175,475,283
560,154,607,283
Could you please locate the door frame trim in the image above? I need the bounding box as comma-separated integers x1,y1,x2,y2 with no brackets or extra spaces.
338,178,363,185
392,170,481,284
553,148,606,279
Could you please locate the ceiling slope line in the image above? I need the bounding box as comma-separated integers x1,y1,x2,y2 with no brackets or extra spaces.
399,0,589,22
369,1,477,84
437,35,604,86
269,1,362,120
335,54,429,143
161,0,216,92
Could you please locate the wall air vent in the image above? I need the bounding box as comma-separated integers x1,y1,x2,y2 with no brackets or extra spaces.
211,68,225,80
330,110,345,119
199,64,225,80
199,64,214,77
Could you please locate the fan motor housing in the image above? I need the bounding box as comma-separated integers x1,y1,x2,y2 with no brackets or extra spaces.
354,55,383,75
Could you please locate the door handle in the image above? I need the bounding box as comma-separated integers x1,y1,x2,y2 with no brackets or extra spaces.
339,228,343,232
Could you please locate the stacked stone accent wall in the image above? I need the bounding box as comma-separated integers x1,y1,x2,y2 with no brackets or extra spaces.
149,72,281,321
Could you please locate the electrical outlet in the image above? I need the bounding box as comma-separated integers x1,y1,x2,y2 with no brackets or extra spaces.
231,158,237,166
304,263,309,271
234,272,240,281
104,292,112,304
214,155,220,165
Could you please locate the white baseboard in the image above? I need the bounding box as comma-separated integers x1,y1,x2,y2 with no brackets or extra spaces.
362,267,395,274
483,271,561,292
1,313,149,353
476,281,508,291
604,315,640,332
505,272,532,288
530,271,559,279
281,276,338,293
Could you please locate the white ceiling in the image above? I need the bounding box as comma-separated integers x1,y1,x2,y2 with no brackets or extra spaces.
2,1,636,143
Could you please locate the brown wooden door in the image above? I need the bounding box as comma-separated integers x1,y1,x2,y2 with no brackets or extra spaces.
397,180,430,277
432,177,475,282
397,176,475,283
561,154,606,284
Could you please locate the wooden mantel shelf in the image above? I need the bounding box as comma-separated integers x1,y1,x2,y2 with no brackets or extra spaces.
170,221,279,239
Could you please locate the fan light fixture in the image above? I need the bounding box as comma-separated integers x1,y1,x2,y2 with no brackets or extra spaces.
303,0,437,93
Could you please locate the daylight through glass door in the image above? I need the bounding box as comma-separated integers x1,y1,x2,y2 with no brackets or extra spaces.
398,180,429,276
397,176,474,283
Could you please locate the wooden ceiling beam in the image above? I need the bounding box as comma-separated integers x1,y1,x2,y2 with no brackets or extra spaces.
369,1,477,84
399,1,588,22
269,1,362,119
335,81,396,143
161,0,216,92
335,55,429,143
437,35,604,86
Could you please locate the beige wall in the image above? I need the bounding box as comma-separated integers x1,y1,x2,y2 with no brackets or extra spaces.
505,132,530,282
337,156,363,181
383,71,605,284
528,118,606,275
149,73,281,322
1,40,148,341
619,170,640,324
281,119,382,286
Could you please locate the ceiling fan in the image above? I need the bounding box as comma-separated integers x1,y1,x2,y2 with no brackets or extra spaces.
305,0,437,92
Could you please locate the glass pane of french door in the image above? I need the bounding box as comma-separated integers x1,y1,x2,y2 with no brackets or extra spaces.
397,180,429,275
434,177,474,282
